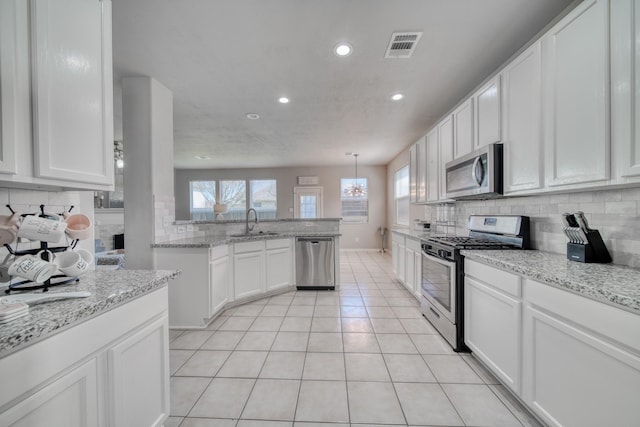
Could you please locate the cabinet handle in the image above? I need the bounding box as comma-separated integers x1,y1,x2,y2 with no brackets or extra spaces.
429,307,440,318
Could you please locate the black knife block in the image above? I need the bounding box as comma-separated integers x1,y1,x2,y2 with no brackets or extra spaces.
567,229,611,263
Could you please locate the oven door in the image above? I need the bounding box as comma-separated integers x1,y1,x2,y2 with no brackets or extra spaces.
421,251,457,323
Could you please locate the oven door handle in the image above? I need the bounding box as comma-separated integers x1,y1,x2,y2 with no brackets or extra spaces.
422,251,456,268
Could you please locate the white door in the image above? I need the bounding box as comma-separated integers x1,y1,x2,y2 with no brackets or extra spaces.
294,187,323,218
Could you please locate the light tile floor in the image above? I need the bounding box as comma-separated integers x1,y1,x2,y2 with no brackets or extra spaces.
167,250,541,427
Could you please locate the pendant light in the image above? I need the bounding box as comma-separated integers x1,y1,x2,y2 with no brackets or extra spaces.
345,153,366,197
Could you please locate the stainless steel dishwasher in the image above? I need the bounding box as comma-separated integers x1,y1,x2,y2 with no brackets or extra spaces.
295,237,335,290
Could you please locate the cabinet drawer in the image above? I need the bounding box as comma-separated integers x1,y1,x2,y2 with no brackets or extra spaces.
210,244,229,260
465,259,521,297
525,278,640,352
266,238,291,250
233,240,264,254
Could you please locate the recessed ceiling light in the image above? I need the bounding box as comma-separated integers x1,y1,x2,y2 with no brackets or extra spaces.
246,113,260,120
278,97,289,104
391,93,404,101
194,155,211,160
334,43,352,57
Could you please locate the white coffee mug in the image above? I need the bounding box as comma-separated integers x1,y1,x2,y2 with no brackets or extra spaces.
17,216,67,243
8,256,57,283
75,248,94,266
54,251,90,277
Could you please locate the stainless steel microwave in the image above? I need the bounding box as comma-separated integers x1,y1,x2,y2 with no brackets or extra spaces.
445,143,503,199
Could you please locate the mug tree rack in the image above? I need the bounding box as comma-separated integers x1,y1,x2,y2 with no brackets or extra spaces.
4,204,80,294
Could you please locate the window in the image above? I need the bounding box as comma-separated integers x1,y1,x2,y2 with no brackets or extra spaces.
220,180,246,220
341,178,368,223
250,180,277,219
395,165,410,226
190,181,216,220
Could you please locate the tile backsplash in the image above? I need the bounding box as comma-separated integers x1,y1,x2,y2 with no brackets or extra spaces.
0,188,85,254
423,187,640,268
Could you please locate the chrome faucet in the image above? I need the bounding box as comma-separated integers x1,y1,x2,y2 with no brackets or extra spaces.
245,208,258,234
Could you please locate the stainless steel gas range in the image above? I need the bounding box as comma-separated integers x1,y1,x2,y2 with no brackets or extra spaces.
420,215,530,352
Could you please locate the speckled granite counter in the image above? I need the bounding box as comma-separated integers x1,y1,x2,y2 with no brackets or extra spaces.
461,250,640,314
151,232,341,248
390,228,433,241
0,269,179,358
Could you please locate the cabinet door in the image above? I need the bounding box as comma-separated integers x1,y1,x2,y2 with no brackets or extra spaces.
611,0,640,179
0,358,99,426
523,304,640,427
416,137,427,203
397,241,406,284
453,98,474,159
266,247,292,291
31,0,113,186
0,0,24,175
425,128,439,202
543,0,610,187
404,246,415,293
437,116,454,200
391,238,399,276
413,250,421,298
503,43,543,193
409,143,418,203
210,255,229,316
465,277,521,393
234,251,265,299
475,76,501,149
108,315,169,427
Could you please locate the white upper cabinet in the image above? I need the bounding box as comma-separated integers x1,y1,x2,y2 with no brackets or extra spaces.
416,137,427,203
0,0,113,190
611,0,640,181
409,143,418,203
425,128,439,202
0,0,24,175
503,42,543,193
437,115,454,200
453,98,474,159
31,0,113,186
542,0,610,187
474,76,502,149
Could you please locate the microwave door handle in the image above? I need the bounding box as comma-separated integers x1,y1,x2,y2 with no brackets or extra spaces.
472,156,484,186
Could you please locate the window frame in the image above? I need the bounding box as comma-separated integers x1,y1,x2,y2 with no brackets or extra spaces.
394,165,410,227
340,177,369,223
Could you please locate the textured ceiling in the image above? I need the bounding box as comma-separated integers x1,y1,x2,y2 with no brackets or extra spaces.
112,0,574,169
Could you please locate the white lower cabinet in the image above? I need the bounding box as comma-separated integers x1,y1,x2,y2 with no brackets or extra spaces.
464,260,522,393
0,287,169,427
0,358,100,427
265,239,293,291
210,246,230,316
233,241,266,300
404,237,422,298
464,259,640,426
522,279,640,427
108,316,169,427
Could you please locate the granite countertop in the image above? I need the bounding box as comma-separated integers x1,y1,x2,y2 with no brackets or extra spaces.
0,269,179,358
390,228,434,241
152,232,342,248
461,250,640,314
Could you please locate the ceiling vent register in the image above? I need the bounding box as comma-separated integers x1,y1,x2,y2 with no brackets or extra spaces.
385,31,423,58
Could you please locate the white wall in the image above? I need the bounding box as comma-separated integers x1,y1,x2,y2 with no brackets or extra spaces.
174,165,387,249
